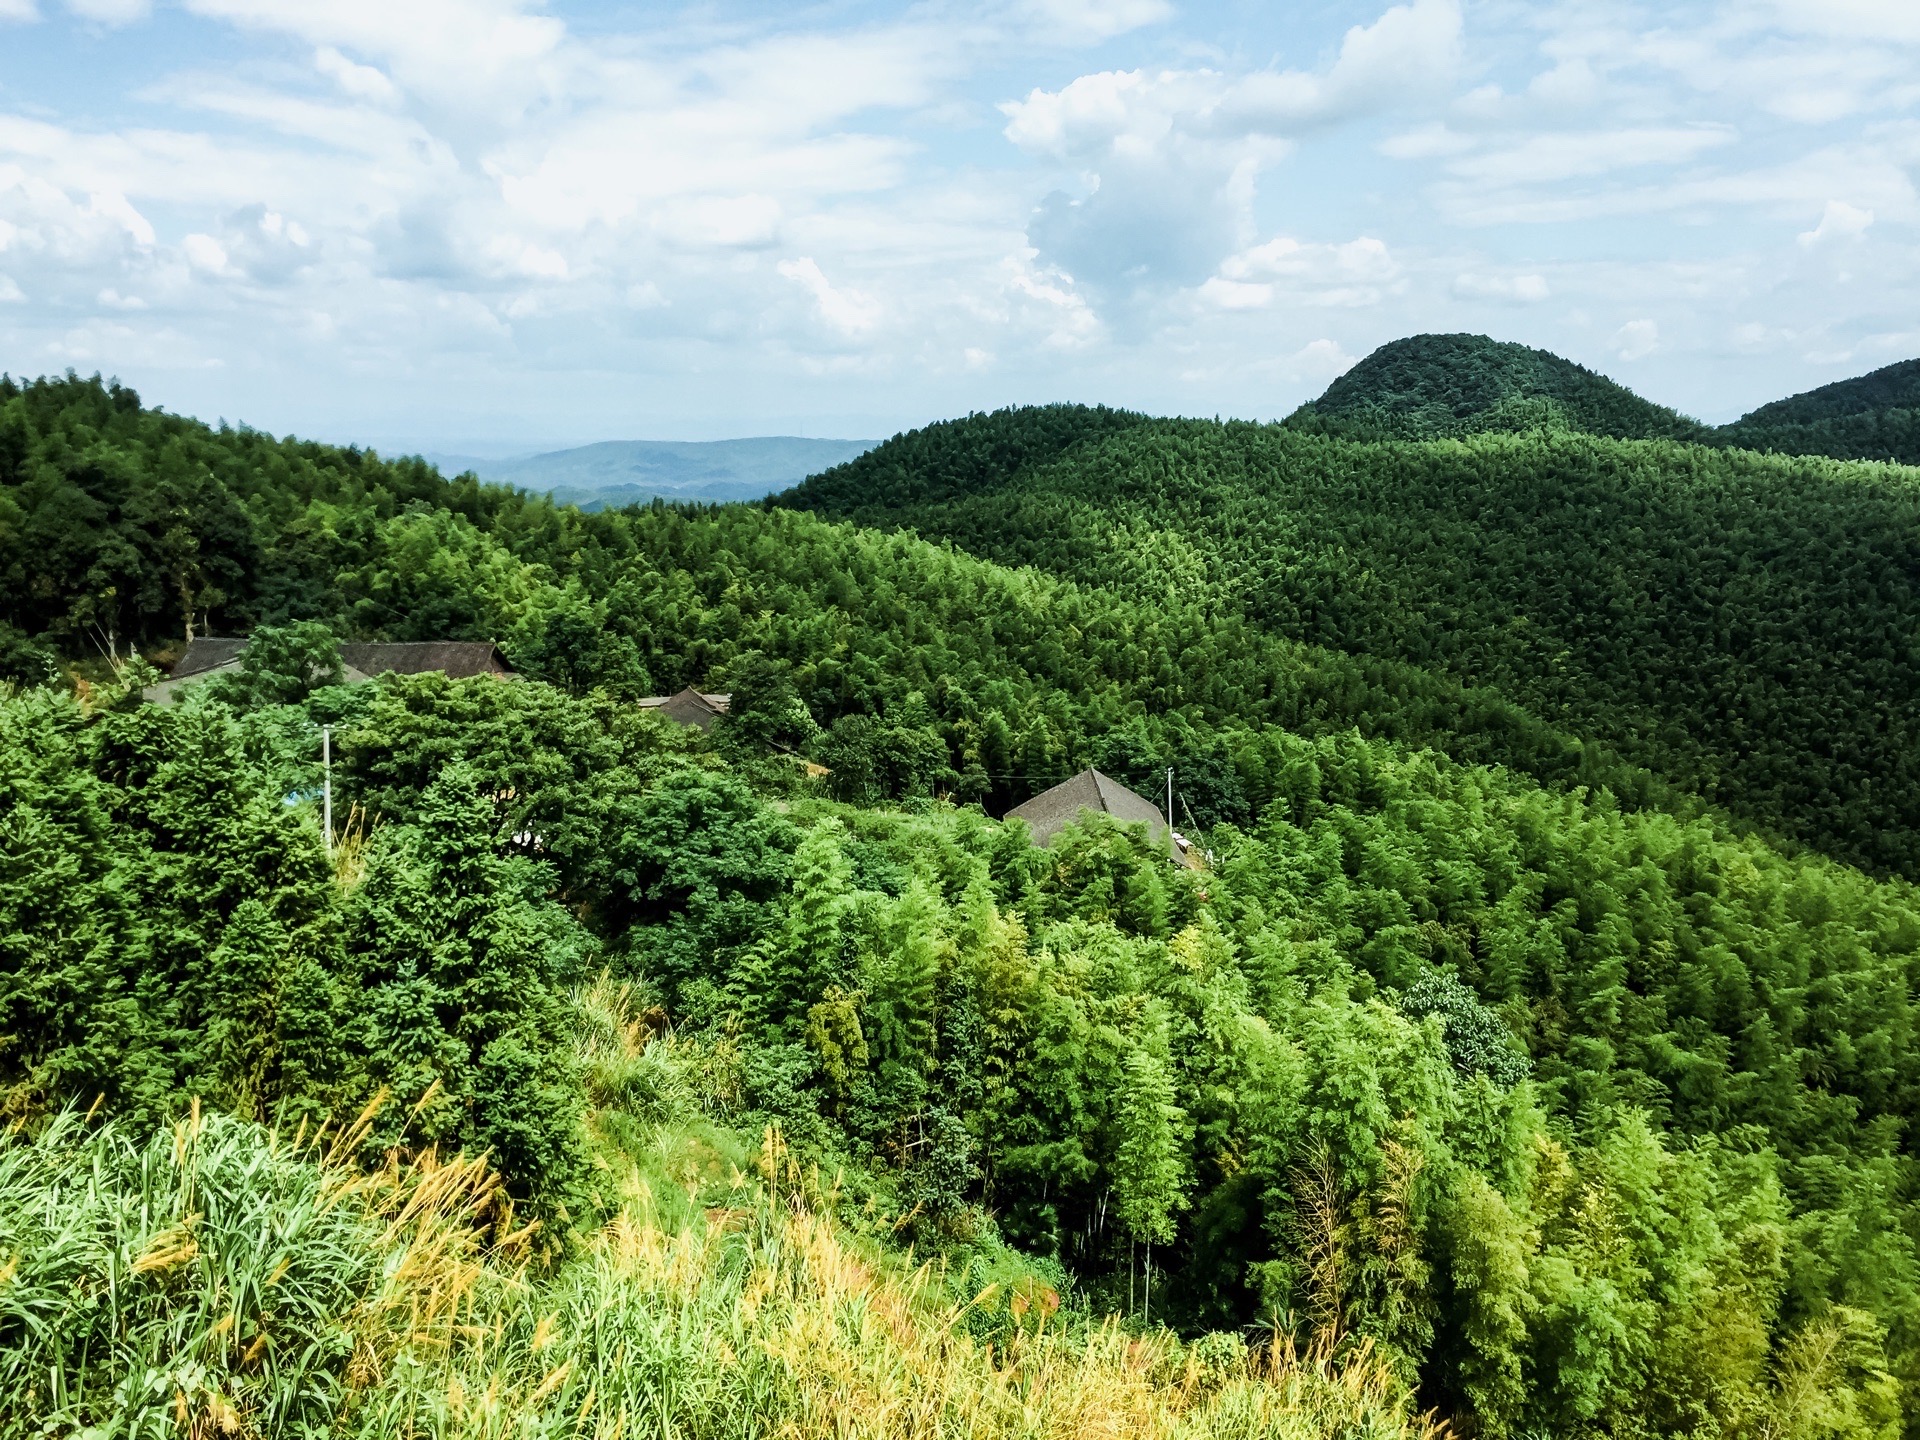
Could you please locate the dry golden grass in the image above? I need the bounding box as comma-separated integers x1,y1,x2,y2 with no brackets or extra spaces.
2,1102,1444,1440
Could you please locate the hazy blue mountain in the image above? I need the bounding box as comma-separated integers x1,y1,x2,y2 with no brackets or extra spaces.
457,436,878,508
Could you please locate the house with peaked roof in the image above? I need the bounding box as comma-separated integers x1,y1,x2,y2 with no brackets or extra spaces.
143,637,513,704
635,687,732,730
1005,767,1204,868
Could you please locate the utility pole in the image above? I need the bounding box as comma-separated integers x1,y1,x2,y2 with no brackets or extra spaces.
1166,766,1175,861
323,724,333,855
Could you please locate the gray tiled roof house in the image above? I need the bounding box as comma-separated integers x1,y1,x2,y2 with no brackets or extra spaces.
635,687,732,730
144,638,512,703
1006,768,1170,847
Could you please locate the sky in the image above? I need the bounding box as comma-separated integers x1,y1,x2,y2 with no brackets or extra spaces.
0,0,1916,450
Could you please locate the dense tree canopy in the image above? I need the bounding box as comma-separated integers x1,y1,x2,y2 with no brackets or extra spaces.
1720,357,1920,464
786,411,1920,879
1279,333,1713,442
5,367,1920,1437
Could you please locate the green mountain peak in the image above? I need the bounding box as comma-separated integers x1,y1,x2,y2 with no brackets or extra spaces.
1286,332,1710,442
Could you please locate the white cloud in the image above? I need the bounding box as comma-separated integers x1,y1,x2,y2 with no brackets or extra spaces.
1444,126,1736,187
181,0,564,106
183,232,229,273
1000,1,1460,310
1615,318,1659,360
1217,0,1462,131
1454,272,1550,303
88,190,154,246
314,46,399,105
66,0,147,22
1005,256,1099,346
483,236,567,281
1213,235,1399,307
1799,199,1874,246
653,196,783,251
1004,0,1461,160
1199,277,1272,310
1290,338,1357,380
0,274,22,302
0,0,38,19
1014,0,1171,45
0,0,1915,438
1767,0,1920,44
1379,123,1473,159
778,256,881,337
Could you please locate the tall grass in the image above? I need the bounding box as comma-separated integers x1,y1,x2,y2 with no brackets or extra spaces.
0,1102,1441,1440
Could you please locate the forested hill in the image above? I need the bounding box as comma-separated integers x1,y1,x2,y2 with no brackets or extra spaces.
10,369,1920,1436
783,407,1920,879
1719,356,1920,463
1270,332,1920,463
779,400,1148,512
1281,332,1712,441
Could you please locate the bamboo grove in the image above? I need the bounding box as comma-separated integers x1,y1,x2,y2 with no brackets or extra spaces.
3,366,1920,1438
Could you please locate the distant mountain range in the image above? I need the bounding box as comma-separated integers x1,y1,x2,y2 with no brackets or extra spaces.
431,436,879,509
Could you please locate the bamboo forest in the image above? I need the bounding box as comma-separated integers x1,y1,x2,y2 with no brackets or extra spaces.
5,336,1920,1440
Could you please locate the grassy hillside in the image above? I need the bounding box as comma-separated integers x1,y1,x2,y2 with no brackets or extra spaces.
1720,357,1920,464
3,1070,1430,1438
1282,333,1711,442
9,668,1919,1438
7,372,1920,1436
785,411,1920,879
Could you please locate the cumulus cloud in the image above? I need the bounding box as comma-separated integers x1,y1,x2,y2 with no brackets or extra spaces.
1210,235,1400,308
1004,256,1100,347
1767,0,1920,44
182,233,229,274
1454,272,1550,303
1026,155,1250,303
1289,338,1358,381
180,0,565,107
1013,0,1172,45
1004,0,1461,160
1799,199,1874,245
66,0,146,21
1214,0,1462,132
0,0,1916,436
1615,318,1659,360
778,257,881,337
314,46,399,106
1443,126,1735,188
1004,1,1457,308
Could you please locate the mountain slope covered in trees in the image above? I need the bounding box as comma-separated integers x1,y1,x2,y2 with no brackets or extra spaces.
5,370,1920,1438
1282,333,1713,442
1720,356,1920,464
783,408,1920,879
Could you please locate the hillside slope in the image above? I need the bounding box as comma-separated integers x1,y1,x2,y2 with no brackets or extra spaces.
9,372,1920,1435
1719,357,1920,464
784,409,1920,879
1283,333,1711,442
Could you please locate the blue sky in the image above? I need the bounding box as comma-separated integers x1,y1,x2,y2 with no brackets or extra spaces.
0,0,1915,449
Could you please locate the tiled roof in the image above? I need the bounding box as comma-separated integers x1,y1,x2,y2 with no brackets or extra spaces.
336,642,511,679
161,638,510,684
168,637,250,679
637,687,732,729
1005,768,1168,848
